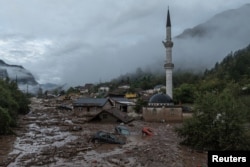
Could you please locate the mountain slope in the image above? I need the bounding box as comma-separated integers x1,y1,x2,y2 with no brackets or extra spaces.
0,59,38,85
177,4,250,39
173,4,250,71
204,44,250,83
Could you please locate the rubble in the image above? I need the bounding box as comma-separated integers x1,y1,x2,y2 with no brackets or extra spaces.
0,97,207,167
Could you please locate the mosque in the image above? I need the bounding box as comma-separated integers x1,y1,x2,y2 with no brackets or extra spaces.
142,8,183,122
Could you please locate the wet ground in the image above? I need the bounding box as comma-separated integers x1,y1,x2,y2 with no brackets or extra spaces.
0,98,207,167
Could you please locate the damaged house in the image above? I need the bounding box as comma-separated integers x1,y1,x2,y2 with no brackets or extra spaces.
73,97,133,123
109,97,135,113
89,109,133,123
73,98,113,117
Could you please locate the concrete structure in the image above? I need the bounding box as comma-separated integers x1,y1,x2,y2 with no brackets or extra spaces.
143,93,183,122
143,106,182,122
142,8,183,123
73,96,135,118
99,86,110,93
89,109,134,123
110,97,135,112
73,98,113,117
153,84,166,93
162,8,174,99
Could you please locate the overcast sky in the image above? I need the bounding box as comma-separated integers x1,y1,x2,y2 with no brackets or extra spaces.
0,0,249,86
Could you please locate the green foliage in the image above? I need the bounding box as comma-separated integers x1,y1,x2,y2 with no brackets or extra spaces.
12,90,30,115
197,78,227,93
174,83,196,104
0,82,19,126
109,67,201,96
66,87,79,95
0,79,30,134
176,84,249,150
0,107,11,134
204,44,250,84
134,97,147,113
110,68,166,91
173,70,202,87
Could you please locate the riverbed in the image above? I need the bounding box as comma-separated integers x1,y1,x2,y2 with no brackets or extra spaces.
0,98,207,167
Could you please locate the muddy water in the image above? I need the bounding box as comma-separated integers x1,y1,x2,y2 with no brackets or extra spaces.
0,98,207,167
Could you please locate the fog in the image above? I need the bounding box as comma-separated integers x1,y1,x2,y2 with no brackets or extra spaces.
0,0,249,86
173,4,250,71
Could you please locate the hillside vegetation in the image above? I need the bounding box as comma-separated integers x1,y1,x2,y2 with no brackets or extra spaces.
0,79,30,134
177,44,250,150
204,44,250,84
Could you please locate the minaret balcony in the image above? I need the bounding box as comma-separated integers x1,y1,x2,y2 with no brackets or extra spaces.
162,41,173,48
164,63,174,69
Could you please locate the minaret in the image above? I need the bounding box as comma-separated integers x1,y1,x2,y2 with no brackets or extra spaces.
162,8,174,99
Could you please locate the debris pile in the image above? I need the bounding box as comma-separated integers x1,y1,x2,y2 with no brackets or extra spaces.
0,98,207,167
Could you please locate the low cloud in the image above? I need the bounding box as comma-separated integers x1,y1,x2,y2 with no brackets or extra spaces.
0,0,249,86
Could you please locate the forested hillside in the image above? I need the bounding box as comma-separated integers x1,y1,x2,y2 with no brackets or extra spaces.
204,44,250,85
176,44,250,150
0,79,30,134
176,43,250,104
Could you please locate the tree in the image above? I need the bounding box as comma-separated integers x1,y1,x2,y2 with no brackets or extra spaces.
66,87,78,95
0,84,19,125
134,97,147,113
12,90,30,115
0,79,30,133
0,107,11,134
176,84,249,150
174,83,196,104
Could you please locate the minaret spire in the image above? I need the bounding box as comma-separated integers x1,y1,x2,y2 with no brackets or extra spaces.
162,7,174,99
167,7,171,27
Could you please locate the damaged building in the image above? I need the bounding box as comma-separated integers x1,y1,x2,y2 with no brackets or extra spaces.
72,97,133,123
73,98,113,117
88,109,133,123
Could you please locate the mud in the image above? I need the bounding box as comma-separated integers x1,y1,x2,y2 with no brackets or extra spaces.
0,98,207,167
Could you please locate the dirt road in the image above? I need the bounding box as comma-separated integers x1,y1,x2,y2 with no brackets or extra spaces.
0,98,207,167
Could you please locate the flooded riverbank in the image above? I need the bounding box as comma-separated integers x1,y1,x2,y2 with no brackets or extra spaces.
0,98,207,167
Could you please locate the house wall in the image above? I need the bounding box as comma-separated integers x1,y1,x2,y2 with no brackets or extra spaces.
74,106,101,112
97,112,118,123
103,102,113,110
74,106,102,117
142,106,183,122
73,102,113,117
114,103,134,113
99,87,110,92
114,103,126,112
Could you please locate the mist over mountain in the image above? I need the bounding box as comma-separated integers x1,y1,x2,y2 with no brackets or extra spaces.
0,59,37,85
0,60,64,94
173,4,250,71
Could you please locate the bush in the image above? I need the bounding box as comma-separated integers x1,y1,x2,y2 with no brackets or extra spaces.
176,85,249,150
0,79,30,134
0,107,11,134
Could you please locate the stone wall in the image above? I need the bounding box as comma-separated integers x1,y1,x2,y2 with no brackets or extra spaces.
142,106,183,123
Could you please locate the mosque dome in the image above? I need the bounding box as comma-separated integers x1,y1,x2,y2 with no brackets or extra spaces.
148,93,173,106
